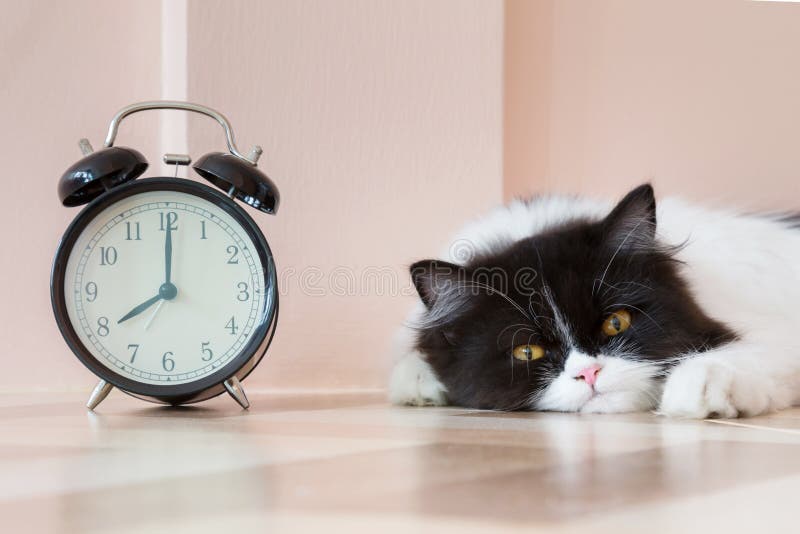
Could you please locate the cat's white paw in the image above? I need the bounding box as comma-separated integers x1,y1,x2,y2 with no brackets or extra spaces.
389,352,448,407
659,357,773,418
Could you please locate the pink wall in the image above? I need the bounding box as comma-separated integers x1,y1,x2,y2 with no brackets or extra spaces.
0,1,502,393
186,0,503,390
505,0,800,209
0,0,162,392
7,0,795,396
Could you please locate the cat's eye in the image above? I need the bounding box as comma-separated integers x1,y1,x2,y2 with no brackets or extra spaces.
512,344,545,361
602,309,632,336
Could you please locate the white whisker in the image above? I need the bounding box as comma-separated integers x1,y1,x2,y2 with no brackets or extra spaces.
594,216,651,296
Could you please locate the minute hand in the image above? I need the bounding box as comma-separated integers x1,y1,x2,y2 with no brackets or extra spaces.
165,221,173,284
118,294,162,324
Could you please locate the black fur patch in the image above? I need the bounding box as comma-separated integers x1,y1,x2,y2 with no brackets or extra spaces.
774,212,800,230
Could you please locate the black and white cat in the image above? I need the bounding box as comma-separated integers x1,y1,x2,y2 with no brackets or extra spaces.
390,184,800,418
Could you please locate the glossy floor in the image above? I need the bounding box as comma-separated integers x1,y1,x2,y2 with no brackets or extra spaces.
1,390,799,533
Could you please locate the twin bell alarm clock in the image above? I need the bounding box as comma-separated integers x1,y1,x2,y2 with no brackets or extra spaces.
51,101,280,410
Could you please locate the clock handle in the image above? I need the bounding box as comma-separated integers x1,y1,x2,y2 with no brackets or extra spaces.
103,101,262,165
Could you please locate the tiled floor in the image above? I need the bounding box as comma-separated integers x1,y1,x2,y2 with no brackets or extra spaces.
1,390,799,533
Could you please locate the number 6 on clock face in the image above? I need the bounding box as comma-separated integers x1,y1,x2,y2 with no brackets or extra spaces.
51,179,278,404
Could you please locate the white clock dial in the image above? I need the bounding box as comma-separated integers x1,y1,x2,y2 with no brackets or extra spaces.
63,190,267,385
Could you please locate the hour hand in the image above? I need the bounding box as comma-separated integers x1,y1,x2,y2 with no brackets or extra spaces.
117,294,162,324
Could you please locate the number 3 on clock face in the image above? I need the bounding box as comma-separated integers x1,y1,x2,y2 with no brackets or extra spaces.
51,179,278,401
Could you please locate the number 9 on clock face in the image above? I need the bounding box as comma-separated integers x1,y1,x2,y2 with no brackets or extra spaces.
51,179,278,403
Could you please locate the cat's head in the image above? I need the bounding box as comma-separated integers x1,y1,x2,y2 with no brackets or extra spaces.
410,184,735,413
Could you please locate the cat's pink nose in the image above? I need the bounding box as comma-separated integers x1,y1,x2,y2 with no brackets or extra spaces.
576,364,601,386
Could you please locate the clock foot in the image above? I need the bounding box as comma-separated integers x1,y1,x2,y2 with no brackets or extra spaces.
86,380,114,410
224,377,250,410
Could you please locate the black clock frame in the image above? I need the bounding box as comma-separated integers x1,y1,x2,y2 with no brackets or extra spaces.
51,177,279,405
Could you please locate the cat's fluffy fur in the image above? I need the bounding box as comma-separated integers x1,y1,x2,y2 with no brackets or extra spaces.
390,185,800,418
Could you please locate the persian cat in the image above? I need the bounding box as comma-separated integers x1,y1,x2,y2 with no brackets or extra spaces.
390,185,800,418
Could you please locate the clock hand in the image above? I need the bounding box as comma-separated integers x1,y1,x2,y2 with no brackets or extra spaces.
144,299,165,330
117,294,162,324
165,220,173,285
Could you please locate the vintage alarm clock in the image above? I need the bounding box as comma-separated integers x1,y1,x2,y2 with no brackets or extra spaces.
51,101,279,410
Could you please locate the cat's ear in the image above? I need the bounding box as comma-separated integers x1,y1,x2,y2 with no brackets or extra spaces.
602,183,657,251
410,260,467,309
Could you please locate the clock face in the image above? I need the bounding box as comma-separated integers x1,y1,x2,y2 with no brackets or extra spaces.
58,182,274,391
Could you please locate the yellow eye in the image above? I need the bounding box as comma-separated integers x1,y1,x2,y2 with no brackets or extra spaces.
512,344,546,361
602,309,632,336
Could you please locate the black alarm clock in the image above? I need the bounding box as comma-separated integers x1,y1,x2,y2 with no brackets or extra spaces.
51,101,279,410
